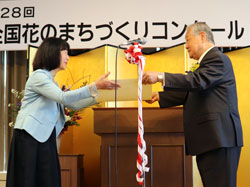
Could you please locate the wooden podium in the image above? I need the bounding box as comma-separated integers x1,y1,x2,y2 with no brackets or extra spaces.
93,107,192,187
59,154,84,187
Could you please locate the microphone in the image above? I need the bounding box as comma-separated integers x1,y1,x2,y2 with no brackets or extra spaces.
121,37,147,45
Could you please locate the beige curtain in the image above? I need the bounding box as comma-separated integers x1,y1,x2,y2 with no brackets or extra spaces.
0,51,27,171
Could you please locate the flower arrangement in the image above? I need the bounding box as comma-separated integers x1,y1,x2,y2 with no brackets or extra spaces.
8,88,82,132
8,89,24,127
61,107,82,134
60,85,82,134
64,108,82,126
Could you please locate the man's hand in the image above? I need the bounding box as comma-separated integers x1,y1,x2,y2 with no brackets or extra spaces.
142,71,161,84
145,92,159,104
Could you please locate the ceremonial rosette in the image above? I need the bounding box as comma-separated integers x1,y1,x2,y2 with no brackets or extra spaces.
124,42,143,65
124,42,150,185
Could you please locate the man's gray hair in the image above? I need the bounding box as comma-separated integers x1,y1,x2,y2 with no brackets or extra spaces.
187,22,215,44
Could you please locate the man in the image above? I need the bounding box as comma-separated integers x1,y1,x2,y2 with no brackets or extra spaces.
142,22,243,187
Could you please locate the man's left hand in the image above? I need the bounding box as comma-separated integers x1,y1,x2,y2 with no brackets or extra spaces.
142,71,159,84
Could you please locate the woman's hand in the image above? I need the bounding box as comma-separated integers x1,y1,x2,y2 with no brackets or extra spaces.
95,72,121,90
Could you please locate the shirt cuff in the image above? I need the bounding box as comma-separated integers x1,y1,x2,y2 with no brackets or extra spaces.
162,73,165,87
89,83,98,99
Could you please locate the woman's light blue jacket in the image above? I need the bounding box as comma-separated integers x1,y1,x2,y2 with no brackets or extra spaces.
14,69,97,142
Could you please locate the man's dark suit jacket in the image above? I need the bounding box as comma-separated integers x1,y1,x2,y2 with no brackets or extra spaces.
159,47,243,155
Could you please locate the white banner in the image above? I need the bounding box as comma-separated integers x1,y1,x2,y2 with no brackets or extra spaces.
0,0,249,50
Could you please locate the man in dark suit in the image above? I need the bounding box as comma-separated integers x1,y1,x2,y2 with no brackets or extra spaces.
142,22,243,187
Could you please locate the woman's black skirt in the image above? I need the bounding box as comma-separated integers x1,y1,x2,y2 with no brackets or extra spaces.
6,128,61,187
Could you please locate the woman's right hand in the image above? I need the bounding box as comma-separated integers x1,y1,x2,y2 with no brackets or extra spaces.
95,72,121,90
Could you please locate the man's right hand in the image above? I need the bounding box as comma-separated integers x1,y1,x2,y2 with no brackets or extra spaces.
145,92,159,104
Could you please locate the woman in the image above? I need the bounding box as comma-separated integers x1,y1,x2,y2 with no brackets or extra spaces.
6,37,119,187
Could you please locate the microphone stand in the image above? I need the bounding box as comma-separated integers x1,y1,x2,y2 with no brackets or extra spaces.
114,44,122,187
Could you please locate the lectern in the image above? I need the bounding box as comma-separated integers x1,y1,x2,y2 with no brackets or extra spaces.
93,107,192,187
59,154,84,187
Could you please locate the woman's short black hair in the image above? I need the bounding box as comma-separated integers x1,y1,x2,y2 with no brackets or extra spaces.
33,37,70,71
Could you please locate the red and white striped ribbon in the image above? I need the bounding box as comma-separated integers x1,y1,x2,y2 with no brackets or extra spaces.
136,56,149,185
124,43,150,186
